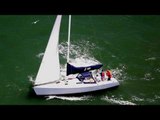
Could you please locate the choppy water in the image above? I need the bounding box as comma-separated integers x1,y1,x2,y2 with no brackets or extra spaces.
0,15,160,105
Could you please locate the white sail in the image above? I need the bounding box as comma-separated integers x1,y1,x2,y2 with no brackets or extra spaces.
34,15,62,85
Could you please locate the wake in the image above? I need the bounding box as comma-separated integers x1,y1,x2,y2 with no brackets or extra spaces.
46,95,92,101
102,96,136,105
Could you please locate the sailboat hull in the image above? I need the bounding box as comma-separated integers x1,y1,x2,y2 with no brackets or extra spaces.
33,78,119,95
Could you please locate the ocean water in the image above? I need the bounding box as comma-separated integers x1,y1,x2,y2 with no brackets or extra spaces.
0,15,160,105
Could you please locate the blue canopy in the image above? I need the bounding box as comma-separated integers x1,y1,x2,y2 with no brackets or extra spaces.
76,71,92,81
66,62,103,76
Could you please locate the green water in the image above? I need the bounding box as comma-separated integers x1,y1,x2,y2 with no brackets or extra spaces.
0,15,160,105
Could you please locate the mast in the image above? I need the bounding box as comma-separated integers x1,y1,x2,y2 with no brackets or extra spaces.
67,15,71,63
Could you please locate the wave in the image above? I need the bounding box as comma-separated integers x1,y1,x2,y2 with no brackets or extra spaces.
146,98,155,103
31,20,40,24
131,96,145,102
59,41,100,67
101,96,136,105
155,68,160,73
141,73,154,81
111,64,127,83
145,57,156,61
27,75,35,84
46,95,92,101
131,95,160,104
59,40,97,62
36,52,44,58
154,95,160,99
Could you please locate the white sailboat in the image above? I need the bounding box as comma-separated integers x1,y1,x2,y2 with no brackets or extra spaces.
33,15,120,95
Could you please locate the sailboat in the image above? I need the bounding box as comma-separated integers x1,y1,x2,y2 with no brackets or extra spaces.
33,15,120,95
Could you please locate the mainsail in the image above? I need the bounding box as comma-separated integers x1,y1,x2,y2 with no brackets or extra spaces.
34,15,62,85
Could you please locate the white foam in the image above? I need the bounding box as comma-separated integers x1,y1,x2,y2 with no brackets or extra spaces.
111,64,127,82
132,95,158,103
146,98,155,103
36,52,44,58
32,20,40,24
46,95,92,101
155,68,160,73
154,95,160,99
102,96,136,105
58,42,68,59
145,57,156,61
69,57,100,67
131,96,144,102
111,55,116,58
28,75,35,84
142,73,154,81
59,41,96,58
58,41,100,67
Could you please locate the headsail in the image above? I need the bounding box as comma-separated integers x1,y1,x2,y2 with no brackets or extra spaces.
34,15,62,85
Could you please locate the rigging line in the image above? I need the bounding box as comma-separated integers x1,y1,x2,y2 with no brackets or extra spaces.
67,15,71,63
89,16,101,62
89,15,96,39
47,15,52,24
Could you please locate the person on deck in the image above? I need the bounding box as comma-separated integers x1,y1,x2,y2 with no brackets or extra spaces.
101,70,105,81
95,74,101,82
106,70,112,80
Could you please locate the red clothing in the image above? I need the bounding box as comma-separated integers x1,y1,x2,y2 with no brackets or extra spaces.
106,70,112,78
102,72,105,77
101,72,105,80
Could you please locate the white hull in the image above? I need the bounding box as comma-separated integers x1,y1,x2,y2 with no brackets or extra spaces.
33,78,119,95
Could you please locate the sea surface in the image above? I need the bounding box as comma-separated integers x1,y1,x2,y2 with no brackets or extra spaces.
0,15,160,105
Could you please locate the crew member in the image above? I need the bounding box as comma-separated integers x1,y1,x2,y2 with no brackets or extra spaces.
106,70,112,80
101,70,105,81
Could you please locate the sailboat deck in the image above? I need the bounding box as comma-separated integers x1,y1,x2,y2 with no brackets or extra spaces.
34,77,119,88
33,77,119,95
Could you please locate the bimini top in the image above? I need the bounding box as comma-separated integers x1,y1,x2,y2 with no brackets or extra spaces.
66,62,103,76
